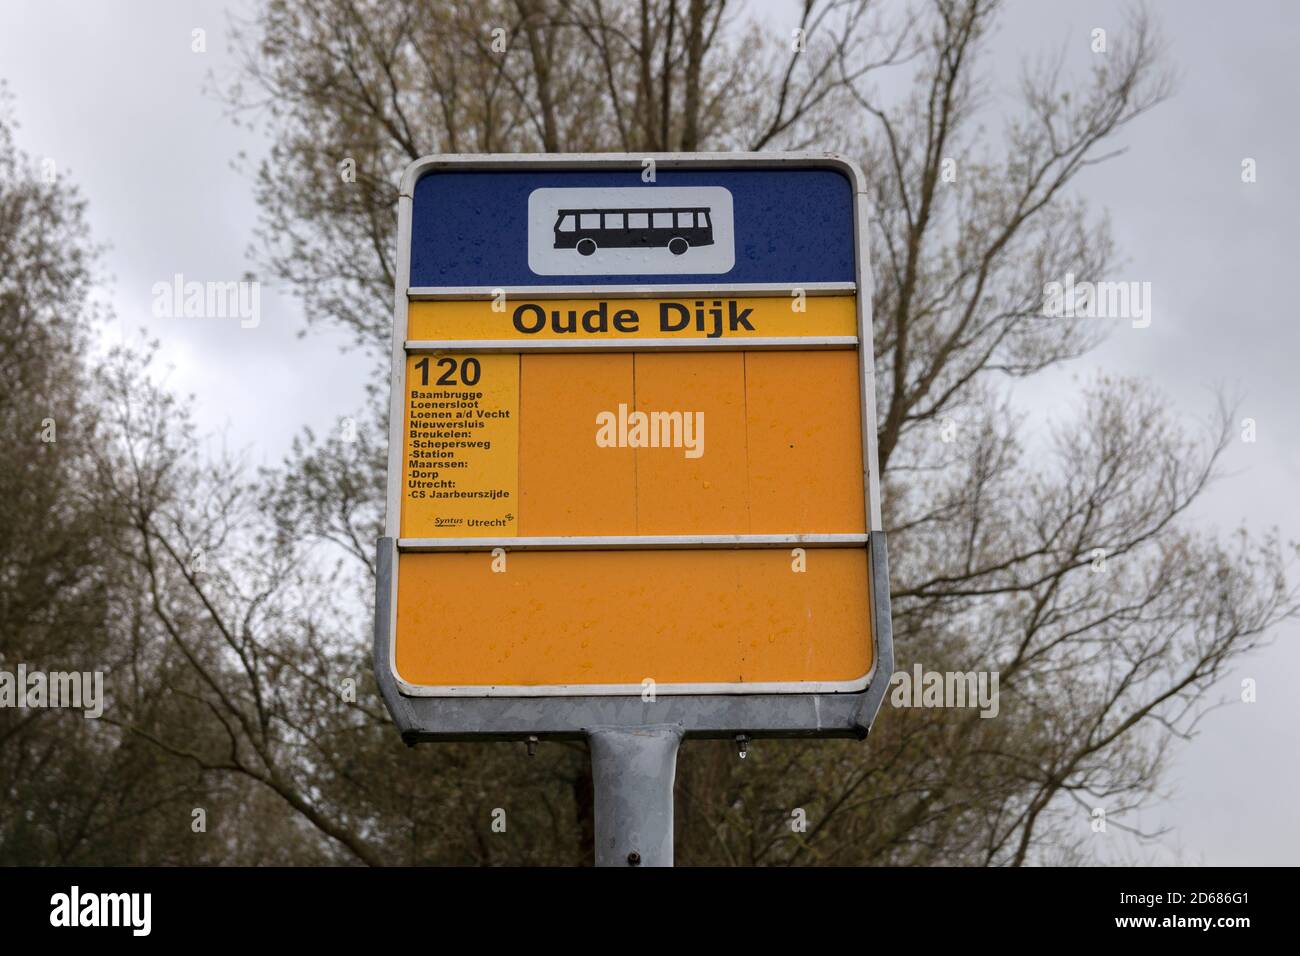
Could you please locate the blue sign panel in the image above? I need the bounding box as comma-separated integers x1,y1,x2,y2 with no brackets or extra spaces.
408,166,855,288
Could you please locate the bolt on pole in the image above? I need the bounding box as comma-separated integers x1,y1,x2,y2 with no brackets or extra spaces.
588,725,683,867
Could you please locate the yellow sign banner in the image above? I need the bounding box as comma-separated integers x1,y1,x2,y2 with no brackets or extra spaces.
408,294,857,341
401,352,519,537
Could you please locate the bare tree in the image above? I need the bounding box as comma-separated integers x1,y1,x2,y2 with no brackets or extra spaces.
0,99,255,865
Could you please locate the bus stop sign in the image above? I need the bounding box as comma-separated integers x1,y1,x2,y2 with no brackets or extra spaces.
375,153,892,742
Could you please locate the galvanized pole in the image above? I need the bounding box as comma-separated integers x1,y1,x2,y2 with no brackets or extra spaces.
588,725,683,867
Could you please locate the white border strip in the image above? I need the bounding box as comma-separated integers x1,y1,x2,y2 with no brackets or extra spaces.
397,533,869,551
405,336,857,352
407,282,856,299
392,672,872,698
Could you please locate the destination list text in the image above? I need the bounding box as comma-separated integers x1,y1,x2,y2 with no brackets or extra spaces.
406,378,515,531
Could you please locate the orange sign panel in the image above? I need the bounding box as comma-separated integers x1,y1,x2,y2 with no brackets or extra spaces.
394,310,873,692
395,549,872,690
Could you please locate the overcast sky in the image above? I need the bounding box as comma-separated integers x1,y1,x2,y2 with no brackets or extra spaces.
0,0,1295,865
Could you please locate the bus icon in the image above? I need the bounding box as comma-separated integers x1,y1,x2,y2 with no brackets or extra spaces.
554,207,715,257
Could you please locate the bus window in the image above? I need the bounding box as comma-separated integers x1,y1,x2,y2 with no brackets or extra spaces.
628,211,649,229
580,213,600,230
653,211,672,229
603,212,625,229
555,213,576,232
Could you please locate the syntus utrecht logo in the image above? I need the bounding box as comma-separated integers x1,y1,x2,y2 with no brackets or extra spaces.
0,663,104,718
595,404,704,459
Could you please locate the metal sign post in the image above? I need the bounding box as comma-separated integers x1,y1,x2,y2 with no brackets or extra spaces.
588,725,682,866
375,153,892,866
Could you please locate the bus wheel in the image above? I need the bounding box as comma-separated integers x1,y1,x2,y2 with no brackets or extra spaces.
668,237,689,256
577,238,597,256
